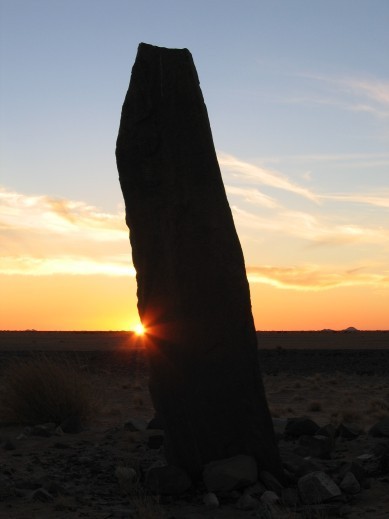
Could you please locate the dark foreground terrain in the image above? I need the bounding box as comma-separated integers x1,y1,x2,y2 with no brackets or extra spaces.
0,331,389,518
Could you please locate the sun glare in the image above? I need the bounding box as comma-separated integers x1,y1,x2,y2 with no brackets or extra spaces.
134,323,145,336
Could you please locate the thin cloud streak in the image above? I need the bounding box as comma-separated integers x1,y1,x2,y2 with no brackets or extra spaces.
232,206,389,245
225,185,279,208
247,265,389,291
218,152,319,202
0,255,136,277
0,186,133,277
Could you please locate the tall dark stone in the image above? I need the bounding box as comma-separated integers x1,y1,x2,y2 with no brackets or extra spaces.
116,43,283,480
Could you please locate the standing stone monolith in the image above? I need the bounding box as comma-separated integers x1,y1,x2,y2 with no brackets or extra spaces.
116,43,284,480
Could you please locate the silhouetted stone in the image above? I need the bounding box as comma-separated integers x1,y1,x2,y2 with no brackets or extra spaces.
116,43,283,480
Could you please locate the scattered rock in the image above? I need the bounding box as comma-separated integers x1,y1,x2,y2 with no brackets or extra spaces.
339,471,361,494
259,470,283,495
203,492,219,509
203,455,258,493
29,487,54,502
337,422,363,439
369,417,389,438
298,471,341,504
123,418,147,431
60,415,82,434
145,465,191,495
236,493,260,510
260,490,279,505
285,417,320,438
31,423,55,437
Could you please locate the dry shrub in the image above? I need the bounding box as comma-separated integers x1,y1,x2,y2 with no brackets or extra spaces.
0,355,94,425
115,466,166,519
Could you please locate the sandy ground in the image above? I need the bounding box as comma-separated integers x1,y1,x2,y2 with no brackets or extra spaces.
0,332,388,518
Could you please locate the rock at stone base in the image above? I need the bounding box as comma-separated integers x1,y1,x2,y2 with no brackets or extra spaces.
337,422,363,439
203,455,258,493
260,490,279,505
295,434,333,459
29,487,54,502
339,471,361,494
337,461,367,485
285,417,320,438
203,492,219,509
60,415,82,434
31,423,56,437
236,493,260,510
145,465,192,495
298,471,341,504
147,415,165,430
123,418,147,431
369,417,389,437
259,469,284,495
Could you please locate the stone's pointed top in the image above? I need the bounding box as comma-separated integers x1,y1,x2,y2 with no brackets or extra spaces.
138,42,191,55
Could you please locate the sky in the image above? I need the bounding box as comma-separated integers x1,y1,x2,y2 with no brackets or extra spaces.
1,0,388,331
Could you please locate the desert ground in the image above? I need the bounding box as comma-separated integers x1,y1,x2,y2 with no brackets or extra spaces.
0,331,389,518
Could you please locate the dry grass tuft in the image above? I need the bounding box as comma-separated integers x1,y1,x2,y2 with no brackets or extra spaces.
115,465,166,519
0,355,95,425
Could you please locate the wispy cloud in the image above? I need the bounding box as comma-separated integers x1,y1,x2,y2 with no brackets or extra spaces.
304,74,389,118
321,192,389,209
225,185,279,208
218,153,319,202
0,186,132,276
247,265,389,291
232,205,389,245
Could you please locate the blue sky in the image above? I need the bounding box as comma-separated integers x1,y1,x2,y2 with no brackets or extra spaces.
1,0,388,330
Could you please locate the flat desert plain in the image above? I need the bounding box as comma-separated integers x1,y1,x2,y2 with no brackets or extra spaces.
0,331,389,518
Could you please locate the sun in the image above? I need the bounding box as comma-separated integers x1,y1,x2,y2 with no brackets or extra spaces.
133,323,145,336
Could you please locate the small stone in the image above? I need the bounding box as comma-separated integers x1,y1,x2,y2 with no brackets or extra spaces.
369,417,389,437
298,471,341,504
203,455,258,493
236,493,260,510
203,492,219,509
31,424,53,437
285,417,320,438
244,481,267,498
357,453,374,461
259,470,283,495
339,472,361,494
123,418,147,431
260,490,279,505
60,415,82,434
29,487,54,502
337,422,363,439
